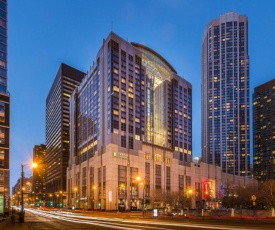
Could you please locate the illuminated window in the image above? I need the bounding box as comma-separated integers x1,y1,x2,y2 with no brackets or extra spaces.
0,128,4,144
155,153,162,162
113,68,119,74
113,110,119,115
0,102,4,122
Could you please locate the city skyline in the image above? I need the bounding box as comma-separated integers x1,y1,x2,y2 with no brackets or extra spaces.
9,1,275,189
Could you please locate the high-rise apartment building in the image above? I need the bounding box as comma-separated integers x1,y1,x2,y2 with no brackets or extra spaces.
0,0,9,216
46,63,85,196
253,79,275,181
202,12,250,176
32,144,46,205
67,32,193,210
11,177,32,207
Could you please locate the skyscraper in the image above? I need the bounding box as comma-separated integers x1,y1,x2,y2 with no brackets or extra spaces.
46,63,85,197
32,144,46,205
253,79,275,181
67,32,192,210
0,0,9,216
202,12,250,176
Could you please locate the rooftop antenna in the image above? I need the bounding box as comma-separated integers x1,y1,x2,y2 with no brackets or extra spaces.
111,21,113,32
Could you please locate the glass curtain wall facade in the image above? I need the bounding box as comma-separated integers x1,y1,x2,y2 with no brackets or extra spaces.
132,43,192,162
202,12,250,175
132,43,174,147
46,63,85,198
0,0,9,216
253,79,275,181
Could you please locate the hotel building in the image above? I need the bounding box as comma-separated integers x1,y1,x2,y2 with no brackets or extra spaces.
67,32,255,211
46,63,85,198
253,79,275,181
202,12,250,176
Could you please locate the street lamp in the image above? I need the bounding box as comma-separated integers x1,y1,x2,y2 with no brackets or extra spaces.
49,193,53,207
59,191,63,208
137,176,146,216
74,187,78,208
187,189,193,209
20,162,37,223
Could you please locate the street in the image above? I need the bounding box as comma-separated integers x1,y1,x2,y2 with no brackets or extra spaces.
22,208,275,230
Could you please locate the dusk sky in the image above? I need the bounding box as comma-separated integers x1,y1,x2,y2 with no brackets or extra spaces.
8,0,275,189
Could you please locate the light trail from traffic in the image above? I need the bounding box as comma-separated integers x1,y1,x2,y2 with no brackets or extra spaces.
26,208,258,230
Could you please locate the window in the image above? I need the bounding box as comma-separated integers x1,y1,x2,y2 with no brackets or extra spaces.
179,175,184,191
0,102,4,122
118,165,127,183
186,176,191,188
0,127,4,144
155,165,161,189
121,123,126,131
98,167,102,196
121,136,126,148
130,167,138,197
90,167,94,188
145,162,150,197
129,136,134,149
155,153,162,162
118,165,127,197
166,166,170,191
103,166,106,196
82,167,87,197
0,149,4,167
129,125,133,134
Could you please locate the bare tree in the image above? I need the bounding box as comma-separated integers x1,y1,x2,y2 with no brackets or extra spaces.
222,183,258,209
258,179,275,209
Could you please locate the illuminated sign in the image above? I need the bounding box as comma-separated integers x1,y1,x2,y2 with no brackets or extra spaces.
113,152,128,159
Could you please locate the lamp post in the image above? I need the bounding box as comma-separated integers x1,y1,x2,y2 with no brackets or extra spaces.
19,162,37,223
59,191,63,208
187,188,193,210
74,187,78,209
49,193,53,207
137,176,146,216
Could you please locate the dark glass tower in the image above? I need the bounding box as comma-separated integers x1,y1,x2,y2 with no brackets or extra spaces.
46,63,85,198
0,0,9,216
32,144,46,205
253,79,275,181
202,12,250,175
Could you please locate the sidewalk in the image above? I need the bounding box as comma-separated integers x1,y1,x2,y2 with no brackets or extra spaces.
2,214,29,230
